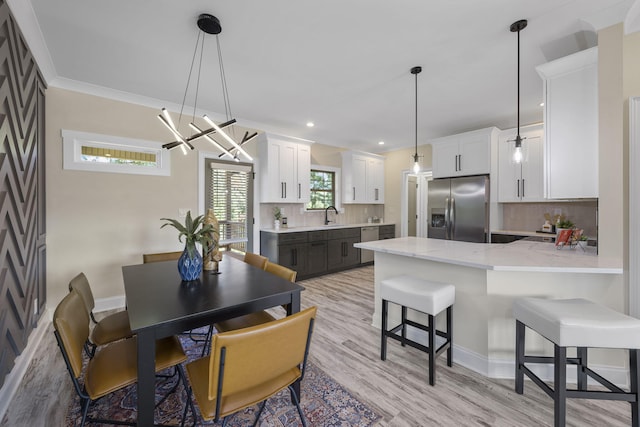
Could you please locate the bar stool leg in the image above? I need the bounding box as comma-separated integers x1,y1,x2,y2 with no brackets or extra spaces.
428,314,436,386
554,344,567,427
381,299,388,361
630,349,640,427
515,320,525,394
577,347,588,391
446,305,453,367
401,306,407,347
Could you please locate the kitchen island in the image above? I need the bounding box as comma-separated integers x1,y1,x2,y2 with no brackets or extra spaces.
355,237,625,383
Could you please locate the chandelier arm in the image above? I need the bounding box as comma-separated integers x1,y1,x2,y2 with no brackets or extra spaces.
189,122,235,158
203,115,253,161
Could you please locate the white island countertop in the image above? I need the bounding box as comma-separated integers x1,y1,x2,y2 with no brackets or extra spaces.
355,237,622,274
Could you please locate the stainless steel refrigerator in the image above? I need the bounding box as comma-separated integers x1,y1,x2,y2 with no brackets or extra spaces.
427,175,489,243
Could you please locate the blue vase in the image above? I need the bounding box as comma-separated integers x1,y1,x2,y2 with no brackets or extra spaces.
177,246,202,281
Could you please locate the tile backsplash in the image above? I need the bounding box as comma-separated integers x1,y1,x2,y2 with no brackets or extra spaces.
501,201,598,238
260,203,384,229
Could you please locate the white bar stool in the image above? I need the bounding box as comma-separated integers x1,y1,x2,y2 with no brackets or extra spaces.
513,297,640,427
380,275,455,386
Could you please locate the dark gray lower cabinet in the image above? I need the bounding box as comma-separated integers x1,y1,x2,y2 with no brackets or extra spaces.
260,225,394,279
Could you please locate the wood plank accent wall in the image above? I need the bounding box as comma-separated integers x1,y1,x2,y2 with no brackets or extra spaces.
0,0,46,388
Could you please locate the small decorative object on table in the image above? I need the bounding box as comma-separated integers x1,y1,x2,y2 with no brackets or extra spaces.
203,209,222,274
273,206,282,230
161,210,216,282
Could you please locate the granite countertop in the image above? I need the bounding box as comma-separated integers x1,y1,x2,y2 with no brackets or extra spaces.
261,222,394,234
354,236,621,274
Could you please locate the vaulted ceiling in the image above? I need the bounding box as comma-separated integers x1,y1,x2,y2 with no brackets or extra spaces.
23,0,634,152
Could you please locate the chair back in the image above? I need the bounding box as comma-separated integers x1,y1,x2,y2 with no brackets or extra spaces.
265,261,297,282
53,290,91,379
68,272,95,314
208,306,317,416
243,252,268,270
143,251,183,263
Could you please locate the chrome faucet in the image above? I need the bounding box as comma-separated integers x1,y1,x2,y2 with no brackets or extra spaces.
324,205,338,225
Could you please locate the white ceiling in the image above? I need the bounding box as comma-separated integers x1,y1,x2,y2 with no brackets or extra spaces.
25,0,634,153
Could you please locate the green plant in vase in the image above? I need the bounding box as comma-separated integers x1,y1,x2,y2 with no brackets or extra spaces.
161,211,216,281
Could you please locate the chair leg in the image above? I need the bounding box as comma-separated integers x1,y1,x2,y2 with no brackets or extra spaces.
381,299,388,361
515,320,525,394
554,344,567,427
577,347,588,391
80,396,91,427
401,306,407,347
428,314,436,386
252,400,267,427
630,349,640,427
200,325,214,358
446,305,453,367
289,385,308,427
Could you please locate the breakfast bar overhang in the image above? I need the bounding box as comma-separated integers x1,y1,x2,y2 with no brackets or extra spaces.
355,237,625,384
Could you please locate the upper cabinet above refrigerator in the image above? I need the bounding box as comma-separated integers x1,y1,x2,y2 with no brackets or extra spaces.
430,127,499,179
536,47,598,199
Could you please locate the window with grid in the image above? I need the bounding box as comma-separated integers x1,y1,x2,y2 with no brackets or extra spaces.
307,169,335,210
209,162,251,252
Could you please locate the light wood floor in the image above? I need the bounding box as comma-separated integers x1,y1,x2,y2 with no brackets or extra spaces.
1,266,632,426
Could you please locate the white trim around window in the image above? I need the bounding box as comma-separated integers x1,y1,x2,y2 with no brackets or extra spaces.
62,129,170,176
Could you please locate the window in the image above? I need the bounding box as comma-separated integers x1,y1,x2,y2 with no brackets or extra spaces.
307,169,335,210
208,161,252,253
62,130,170,176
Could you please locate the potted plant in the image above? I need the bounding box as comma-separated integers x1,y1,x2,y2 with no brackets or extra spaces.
273,206,282,230
161,210,216,281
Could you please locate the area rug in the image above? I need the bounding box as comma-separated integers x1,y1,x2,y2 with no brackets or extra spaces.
65,331,382,426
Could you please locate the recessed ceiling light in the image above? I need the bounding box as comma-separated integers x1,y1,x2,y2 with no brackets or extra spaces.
378,141,385,145
306,121,314,127
540,102,545,107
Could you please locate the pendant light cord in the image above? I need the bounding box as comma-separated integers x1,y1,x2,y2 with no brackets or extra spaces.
517,27,520,139
415,69,418,155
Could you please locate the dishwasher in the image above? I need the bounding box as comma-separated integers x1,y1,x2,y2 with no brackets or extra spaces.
360,226,379,263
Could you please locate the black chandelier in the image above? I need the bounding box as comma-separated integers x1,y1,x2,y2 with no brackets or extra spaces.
158,14,256,161
510,19,528,164
411,66,423,174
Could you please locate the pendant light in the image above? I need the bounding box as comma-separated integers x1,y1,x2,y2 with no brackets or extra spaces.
510,19,527,164
158,14,256,161
411,66,423,174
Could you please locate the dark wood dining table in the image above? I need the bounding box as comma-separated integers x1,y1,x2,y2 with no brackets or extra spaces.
122,255,304,426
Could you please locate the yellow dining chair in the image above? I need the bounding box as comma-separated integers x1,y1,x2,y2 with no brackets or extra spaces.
181,306,317,427
214,261,297,333
54,290,187,427
142,251,183,264
68,272,133,356
243,251,268,270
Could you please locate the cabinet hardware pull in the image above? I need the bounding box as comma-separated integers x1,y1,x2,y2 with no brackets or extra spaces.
522,179,525,198
517,179,520,198
458,154,462,171
293,248,297,266
353,187,356,201
375,188,378,201
284,182,287,199
298,183,301,199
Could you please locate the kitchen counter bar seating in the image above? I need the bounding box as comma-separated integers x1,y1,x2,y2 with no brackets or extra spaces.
514,297,640,426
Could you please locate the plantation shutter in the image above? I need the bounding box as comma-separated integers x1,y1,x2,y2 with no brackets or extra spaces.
209,162,251,250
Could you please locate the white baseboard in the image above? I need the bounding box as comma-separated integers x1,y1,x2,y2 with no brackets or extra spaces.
0,309,51,422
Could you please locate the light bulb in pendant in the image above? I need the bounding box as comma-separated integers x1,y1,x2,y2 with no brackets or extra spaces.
513,145,523,164
413,161,420,174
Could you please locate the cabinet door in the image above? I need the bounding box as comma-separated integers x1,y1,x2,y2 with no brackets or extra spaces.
342,237,361,267
278,243,307,276
350,155,367,203
432,142,459,178
306,241,327,275
520,134,544,201
327,239,344,270
538,47,598,199
367,158,384,203
497,137,521,202
279,142,297,202
296,143,311,202
458,134,490,176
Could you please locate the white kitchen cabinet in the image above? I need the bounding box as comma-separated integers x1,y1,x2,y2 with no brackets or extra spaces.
497,124,544,202
431,127,498,178
258,133,312,203
342,151,385,204
536,47,598,199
